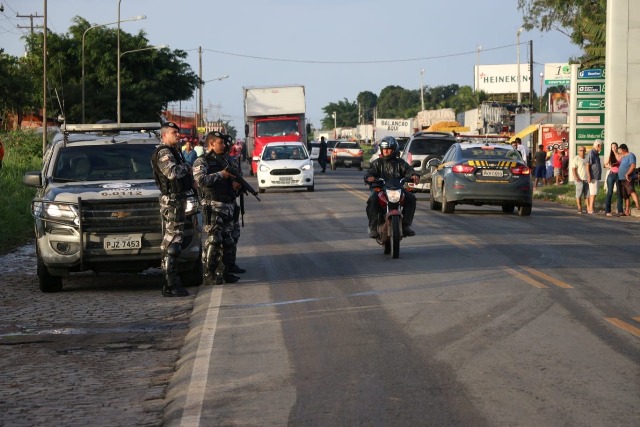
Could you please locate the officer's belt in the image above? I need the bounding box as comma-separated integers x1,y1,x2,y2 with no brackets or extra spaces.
203,195,235,203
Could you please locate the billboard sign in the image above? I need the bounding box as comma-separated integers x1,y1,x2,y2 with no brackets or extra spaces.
475,64,531,94
544,63,571,86
375,119,414,138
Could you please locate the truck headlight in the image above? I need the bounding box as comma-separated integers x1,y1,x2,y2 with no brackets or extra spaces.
39,202,79,226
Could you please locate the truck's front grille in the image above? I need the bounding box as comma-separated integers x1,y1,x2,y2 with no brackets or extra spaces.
80,200,161,233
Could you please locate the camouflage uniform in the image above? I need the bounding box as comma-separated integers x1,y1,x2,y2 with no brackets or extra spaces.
193,150,239,285
151,137,194,296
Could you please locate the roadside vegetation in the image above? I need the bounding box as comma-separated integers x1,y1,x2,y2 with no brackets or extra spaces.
0,131,42,254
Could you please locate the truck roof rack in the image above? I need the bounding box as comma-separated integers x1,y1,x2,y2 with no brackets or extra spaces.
62,122,161,134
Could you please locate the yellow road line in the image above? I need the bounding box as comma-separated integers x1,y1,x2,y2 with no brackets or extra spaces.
500,266,549,289
520,266,574,289
633,317,640,323
443,235,484,249
605,318,640,338
337,183,368,201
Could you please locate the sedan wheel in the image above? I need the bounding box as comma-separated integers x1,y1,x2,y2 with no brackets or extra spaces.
441,186,455,214
518,204,532,216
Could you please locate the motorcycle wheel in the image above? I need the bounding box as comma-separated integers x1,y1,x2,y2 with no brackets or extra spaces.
391,215,400,259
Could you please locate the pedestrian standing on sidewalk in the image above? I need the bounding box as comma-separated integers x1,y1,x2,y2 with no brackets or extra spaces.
573,146,589,214
552,147,564,185
617,143,640,216
586,139,603,214
604,142,623,216
533,144,547,188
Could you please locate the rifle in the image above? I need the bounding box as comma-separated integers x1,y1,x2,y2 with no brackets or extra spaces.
209,152,261,202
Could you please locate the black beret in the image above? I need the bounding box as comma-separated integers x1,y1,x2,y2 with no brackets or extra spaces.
161,122,180,131
208,130,226,140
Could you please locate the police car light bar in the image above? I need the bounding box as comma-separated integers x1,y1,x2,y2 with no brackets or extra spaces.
62,122,161,133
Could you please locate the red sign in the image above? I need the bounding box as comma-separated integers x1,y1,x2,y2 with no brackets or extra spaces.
541,126,569,152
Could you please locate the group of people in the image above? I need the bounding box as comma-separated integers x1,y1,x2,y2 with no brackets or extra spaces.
570,139,639,216
532,141,570,188
151,122,246,297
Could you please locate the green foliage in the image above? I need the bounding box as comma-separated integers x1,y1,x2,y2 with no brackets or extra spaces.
6,16,199,126
517,0,606,66
0,131,42,254
321,98,358,129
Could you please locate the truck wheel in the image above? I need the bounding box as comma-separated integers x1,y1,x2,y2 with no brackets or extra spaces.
37,255,62,293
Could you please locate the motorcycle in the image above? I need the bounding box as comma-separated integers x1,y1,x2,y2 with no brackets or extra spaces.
370,178,406,259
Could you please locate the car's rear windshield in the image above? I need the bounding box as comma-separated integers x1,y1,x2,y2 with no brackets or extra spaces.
461,147,520,160
408,138,455,156
53,143,157,181
338,142,359,149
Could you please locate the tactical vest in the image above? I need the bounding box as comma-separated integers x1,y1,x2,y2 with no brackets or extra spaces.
199,153,235,203
152,144,193,196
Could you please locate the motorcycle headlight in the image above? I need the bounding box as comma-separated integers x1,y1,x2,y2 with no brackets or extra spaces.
387,189,401,203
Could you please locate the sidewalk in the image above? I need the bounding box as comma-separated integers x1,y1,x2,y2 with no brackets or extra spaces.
533,186,640,218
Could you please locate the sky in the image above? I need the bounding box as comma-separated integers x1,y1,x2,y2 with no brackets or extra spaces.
0,0,583,130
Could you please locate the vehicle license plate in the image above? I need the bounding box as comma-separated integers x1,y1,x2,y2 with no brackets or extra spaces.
279,177,293,183
104,235,142,250
482,170,503,177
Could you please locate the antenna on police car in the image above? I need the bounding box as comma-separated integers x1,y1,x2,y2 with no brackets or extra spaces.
54,88,65,125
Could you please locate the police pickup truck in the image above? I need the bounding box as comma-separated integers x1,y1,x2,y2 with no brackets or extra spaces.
23,122,203,292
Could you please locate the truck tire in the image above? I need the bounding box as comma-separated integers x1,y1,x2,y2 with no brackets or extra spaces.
37,255,63,293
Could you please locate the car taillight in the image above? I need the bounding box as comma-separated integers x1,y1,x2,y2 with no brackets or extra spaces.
452,164,475,174
511,165,531,175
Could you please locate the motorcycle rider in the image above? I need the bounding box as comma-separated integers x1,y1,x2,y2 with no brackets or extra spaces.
151,121,193,297
193,131,243,285
364,136,420,238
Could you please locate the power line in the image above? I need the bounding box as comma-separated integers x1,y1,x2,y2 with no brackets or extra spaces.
203,43,519,65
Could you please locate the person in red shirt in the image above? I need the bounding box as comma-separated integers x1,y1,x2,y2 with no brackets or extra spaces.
552,147,563,185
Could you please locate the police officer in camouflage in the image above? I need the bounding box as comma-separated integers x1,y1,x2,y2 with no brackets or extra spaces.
193,131,242,285
151,122,193,297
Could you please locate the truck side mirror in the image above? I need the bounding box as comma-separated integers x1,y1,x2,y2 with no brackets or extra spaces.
244,124,249,137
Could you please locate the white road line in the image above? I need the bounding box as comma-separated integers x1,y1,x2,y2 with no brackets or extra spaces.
180,286,223,427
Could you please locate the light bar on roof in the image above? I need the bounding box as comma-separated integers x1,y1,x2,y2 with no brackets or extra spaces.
62,122,161,133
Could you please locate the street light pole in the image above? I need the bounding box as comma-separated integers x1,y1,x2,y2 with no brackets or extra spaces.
82,15,145,123
117,0,122,123
420,69,425,111
199,74,229,126
118,44,168,121
332,112,337,138
539,72,544,112
516,27,523,105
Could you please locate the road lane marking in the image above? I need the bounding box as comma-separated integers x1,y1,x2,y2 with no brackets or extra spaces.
500,266,549,288
634,317,640,323
337,183,368,201
180,286,223,427
605,318,640,338
443,235,484,249
520,266,574,289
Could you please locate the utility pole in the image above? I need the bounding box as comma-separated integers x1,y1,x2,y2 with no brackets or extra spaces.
16,12,44,34
198,46,203,127
529,40,534,109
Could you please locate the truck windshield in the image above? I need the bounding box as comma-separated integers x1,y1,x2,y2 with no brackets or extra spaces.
53,144,157,181
256,119,299,137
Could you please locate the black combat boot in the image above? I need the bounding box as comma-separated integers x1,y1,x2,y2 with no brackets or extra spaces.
162,253,189,297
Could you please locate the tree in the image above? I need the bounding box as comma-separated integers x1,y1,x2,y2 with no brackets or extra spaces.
517,0,606,67
321,98,358,129
356,91,377,123
377,86,420,118
0,49,39,129
20,16,199,124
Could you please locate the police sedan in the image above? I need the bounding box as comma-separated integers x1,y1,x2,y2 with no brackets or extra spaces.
428,142,532,216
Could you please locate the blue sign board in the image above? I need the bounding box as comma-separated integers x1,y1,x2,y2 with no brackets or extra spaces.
579,69,604,79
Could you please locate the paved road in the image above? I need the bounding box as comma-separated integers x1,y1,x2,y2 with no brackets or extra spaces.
168,167,640,426
1,166,639,426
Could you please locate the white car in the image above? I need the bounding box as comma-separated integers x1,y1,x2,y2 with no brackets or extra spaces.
255,142,315,193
